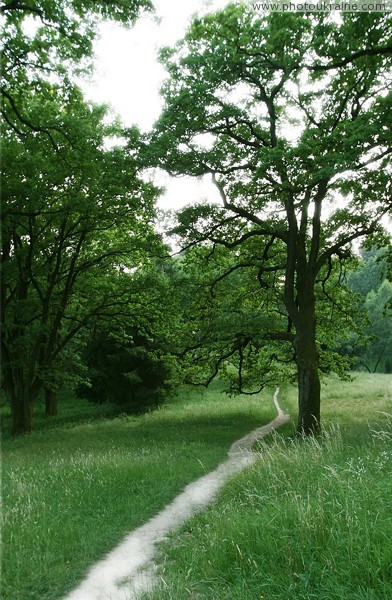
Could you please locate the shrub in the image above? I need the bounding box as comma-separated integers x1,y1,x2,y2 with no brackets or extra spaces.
77,328,174,412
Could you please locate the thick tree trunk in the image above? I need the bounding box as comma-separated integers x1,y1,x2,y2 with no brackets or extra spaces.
294,324,321,436
4,369,38,435
296,351,321,435
10,393,34,436
45,388,58,416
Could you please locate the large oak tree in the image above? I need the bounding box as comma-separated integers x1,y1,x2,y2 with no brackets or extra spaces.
147,8,392,433
1,89,163,435
1,0,164,436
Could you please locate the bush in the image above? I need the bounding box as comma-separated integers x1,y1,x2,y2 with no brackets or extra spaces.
77,328,174,412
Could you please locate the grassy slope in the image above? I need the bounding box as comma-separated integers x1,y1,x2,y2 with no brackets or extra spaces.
1,383,277,600
143,373,392,600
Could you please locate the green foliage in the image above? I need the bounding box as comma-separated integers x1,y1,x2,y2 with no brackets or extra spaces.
78,326,175,412
1,0,153,132
347,247,388,297
146,8,392,431
363,280,392,372
1,0,161,435
1,55,167,434
344,248,392,373
174,242,296,394
0,0,164,434
171,239,361,396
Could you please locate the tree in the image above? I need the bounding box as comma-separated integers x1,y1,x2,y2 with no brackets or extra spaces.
78,260,183,411
342,247,392,373
1,0,153,135
364,280,392,373
1,92,163,435
347,246,388,297
1,0,164,436
78,323,174,412
147,8,392,433
173,241,355,395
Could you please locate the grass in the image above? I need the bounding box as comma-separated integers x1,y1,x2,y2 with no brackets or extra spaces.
141,373,392,600
1,382,277,600
3,374,391,600
0,388,124,437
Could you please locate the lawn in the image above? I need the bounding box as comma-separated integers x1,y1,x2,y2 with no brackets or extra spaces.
142,373,392,600
1,382,276,600
3,374,391,600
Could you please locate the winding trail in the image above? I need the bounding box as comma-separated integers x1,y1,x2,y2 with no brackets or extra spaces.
63,388,289,600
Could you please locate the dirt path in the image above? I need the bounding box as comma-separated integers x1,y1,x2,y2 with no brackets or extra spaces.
63,388,289,600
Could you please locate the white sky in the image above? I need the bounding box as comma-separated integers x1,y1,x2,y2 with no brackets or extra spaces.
83,0,234,210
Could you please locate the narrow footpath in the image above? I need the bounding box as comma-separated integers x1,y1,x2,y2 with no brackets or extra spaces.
63,388,289,600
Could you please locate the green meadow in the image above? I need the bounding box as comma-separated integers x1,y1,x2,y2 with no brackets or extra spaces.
144,373,392,600
2,373,392,600
2,383,275,600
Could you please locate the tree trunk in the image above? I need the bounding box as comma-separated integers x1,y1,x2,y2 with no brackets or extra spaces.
373,342,387,373
4,369,38,436
296,350,321,435
10,393,34,436
45,388,58,416
294,314,321,436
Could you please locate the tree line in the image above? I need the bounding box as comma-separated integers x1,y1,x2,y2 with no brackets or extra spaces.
1,2,391,436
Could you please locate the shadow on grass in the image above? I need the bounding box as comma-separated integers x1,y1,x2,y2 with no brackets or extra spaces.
1,383,226,438
2,383,278,456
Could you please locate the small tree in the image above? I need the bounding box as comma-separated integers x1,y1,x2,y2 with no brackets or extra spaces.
147,8,392,433
78,328,173,411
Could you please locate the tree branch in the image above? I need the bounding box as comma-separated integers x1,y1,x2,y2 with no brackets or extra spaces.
316,201,392,271
1,88,74,151
211,173,287,240
0,1,44,18
309,45,392,72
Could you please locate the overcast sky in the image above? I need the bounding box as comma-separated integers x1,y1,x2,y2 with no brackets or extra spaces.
83,0,234,210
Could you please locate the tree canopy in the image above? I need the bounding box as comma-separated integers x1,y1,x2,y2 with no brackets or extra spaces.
0,0,171,435
146,8,392,433
1,90,167,434
1,0,152,133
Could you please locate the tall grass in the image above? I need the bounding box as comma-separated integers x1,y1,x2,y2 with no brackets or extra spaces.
143,373,392,600
1,382,276,600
